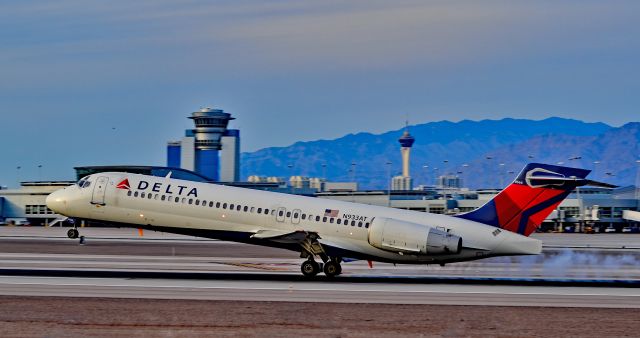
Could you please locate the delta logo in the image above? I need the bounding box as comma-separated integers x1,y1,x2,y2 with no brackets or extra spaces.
118,178,199,197
116,179,131,190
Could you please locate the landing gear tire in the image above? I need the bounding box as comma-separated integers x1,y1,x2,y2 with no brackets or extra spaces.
301,260,320,277
323,261,341,278
67,228,79,239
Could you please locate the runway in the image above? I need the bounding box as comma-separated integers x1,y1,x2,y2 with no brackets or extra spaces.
0,276,638,308
1,227,639,308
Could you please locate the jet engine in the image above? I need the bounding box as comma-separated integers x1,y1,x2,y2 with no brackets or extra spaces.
367,217,462,255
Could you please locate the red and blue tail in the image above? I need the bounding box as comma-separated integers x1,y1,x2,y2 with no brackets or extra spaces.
456,163,612,236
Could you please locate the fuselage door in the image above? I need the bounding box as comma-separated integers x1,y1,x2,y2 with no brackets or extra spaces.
276,207,286,222
91,176,109,205
292,209,301,224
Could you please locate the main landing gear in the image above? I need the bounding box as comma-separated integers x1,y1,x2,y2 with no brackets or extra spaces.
300,259,320,277
300,257,342,278
297,232,343,278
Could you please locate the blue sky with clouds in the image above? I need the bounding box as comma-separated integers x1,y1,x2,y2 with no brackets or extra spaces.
0,0,638,186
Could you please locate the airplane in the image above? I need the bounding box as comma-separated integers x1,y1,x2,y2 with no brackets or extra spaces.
45,162,615,278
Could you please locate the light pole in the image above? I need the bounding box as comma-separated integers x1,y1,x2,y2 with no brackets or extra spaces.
568,156,583,232
635,160,640,209
461,164,469,189
16,166,21,187
350,162,357,202
286,164,293,187
593,161,601,180
485,156,494,187
433,167,439,189
386,161,393,207
422,165,429,186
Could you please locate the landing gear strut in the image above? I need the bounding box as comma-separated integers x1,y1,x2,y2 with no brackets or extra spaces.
297,233,343,278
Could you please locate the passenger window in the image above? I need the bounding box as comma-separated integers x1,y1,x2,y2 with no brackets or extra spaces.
230,204,234,209
286,211,291,218
154,194,159,200
134,192,139,197
223,203,227,209
323,217,327,222
182,198,186,204
195,200,200,206
161,195,166,201
365,223,370,228
301,214,306,220
250,207,255,213
351,221,356,226
148,194,153,199
279,210,284,217
141,192,146,198
237,205,241,211
243,206,248,212
257,208,262,213
293,213,299,218
175,197,180,203
337,219,341,224
188,199,193,205
329,218,334,224
216,202,220,208
316,216,320,222
358,222,363,227
127,191,132,196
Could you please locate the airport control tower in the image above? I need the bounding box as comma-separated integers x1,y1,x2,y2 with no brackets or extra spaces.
167,107,240,182
392,123,415,190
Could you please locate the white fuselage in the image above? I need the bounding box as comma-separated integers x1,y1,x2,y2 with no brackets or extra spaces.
46,172,541,264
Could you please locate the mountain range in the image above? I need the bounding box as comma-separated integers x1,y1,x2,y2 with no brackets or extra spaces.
240,117,640,189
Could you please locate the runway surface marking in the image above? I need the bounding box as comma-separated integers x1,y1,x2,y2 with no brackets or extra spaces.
1,251,638,280
1,276,639,308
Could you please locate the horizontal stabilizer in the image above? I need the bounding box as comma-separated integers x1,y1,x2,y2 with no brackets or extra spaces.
527,176,617,189
582,179,618,189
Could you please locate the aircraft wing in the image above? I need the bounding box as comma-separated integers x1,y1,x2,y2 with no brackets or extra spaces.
250,229,310,243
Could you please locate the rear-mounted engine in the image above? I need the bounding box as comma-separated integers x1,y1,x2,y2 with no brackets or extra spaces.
367,217,462,255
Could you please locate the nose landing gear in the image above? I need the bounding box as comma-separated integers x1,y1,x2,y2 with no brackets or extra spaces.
66,219,79,239
67,228,79,239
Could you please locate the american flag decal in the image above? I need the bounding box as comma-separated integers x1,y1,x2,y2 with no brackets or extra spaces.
324,209,339,217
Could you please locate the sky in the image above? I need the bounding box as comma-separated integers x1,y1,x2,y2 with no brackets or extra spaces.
0,0,639,186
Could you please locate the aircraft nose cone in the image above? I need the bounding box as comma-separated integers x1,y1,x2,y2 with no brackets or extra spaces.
46,189,67,214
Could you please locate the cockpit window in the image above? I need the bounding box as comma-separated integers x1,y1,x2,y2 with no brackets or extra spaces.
77,177,91,188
